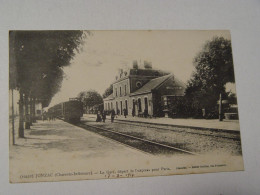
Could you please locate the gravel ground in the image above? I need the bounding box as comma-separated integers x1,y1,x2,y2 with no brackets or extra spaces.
83,119,242,156
78,123,187,156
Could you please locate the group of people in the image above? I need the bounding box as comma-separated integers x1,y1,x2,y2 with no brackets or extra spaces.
96,110,106,122
115,108,127,118
42,112,56,121
96,109,117,123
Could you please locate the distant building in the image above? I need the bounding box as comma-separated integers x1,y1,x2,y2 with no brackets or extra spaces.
35,102,43,119
9,89,43,118
103,62,186,117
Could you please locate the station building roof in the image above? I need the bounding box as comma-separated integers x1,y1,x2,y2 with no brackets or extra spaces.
130,74,172,96
113,68,170,84
103,93,114,101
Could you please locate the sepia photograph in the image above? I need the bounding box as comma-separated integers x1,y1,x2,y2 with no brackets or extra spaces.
9,30,244,183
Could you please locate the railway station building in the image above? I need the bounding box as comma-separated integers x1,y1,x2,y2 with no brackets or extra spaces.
103,63,186,117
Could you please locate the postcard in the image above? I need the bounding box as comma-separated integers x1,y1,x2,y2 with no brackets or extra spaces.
9,30,243,183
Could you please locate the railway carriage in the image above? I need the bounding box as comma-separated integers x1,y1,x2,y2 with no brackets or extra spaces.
48,98,83,123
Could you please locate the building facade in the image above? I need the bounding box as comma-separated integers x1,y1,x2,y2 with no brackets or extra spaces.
103,65,186,117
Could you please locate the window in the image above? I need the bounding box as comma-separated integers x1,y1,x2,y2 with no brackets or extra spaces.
125,100,128,114
120,101,123,115
163,96,168,106
132,99,136,113
138,98,142,112
136,81,142,88
116,102,118,114
115,88,117,97
120,87,122,96
125,85,127,96
144,97,148,111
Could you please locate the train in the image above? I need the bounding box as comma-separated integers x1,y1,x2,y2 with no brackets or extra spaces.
48,98,83,123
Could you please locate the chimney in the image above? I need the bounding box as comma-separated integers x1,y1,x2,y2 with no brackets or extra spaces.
133,60,138,69
144,61,152,69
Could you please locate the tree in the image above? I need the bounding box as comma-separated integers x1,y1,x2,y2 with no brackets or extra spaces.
102,84,113,98
77,90,103,109
10,31,87,105
9,31,86,137
185,36,235,118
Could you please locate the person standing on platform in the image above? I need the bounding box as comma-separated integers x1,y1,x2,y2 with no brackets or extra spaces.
102,110,106,123
111,109,115,123
96,111,102,122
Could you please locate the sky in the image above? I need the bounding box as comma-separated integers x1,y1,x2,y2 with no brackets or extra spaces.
48,30,232,107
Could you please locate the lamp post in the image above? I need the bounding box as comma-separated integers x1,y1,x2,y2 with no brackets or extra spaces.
219,93,223,121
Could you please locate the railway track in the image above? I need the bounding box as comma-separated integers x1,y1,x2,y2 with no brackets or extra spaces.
75,121,199,156
113,120,240,141
83,116,241,141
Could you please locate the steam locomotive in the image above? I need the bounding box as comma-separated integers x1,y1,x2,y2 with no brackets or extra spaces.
48,98,83,123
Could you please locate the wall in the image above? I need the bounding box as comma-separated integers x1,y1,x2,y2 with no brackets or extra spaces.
129,76,153,93
113,78,130,98
130,93,153,116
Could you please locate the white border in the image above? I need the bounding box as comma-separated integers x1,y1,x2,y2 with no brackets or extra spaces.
1,0,260,194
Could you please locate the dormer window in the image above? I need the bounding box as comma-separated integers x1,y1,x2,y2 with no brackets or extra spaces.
136,81,142,88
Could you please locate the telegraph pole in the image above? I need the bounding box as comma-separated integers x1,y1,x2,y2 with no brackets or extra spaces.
11,89,15,145
219,93,223,121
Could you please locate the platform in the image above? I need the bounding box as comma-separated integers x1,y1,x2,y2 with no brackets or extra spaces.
9,119,149,182
84,114,240,131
